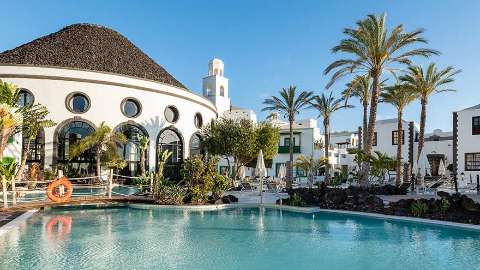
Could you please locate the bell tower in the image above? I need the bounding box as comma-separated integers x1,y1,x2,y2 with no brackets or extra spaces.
203,58,230,115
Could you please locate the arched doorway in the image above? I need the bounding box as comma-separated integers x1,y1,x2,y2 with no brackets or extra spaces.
157,128,183,181
22,128,45,169
56,120,96,177
115,123,149,177
189,133,203,157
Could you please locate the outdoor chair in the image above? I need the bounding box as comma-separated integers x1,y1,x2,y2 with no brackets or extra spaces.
416,181,444,195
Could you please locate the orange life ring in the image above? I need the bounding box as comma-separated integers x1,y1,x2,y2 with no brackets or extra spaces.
46,176,73,202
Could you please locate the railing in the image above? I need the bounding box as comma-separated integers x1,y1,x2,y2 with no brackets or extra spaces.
278,145,301,154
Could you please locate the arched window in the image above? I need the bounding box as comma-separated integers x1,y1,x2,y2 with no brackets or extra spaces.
189,133,203,156
220,86,225,97
57,121,96,177
115,123,148,176
157,129,183,181
17,89,34,108
22,128,45,168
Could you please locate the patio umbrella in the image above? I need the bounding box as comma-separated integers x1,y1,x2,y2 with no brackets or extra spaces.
438,160,446,177
278,164,286,180
238,165,246,180
256,150,266,202
418,153,426,187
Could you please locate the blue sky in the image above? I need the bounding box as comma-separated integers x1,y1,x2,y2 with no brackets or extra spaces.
2,0,479,133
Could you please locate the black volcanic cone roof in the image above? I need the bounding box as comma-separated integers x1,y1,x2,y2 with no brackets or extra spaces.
0,23,187,89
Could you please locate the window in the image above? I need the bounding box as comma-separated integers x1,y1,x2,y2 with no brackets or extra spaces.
473,117,480,135
284,137,295,146
116,124,148,176
415,132,419,142
66,92,90,113
392,130,405,145
164,106,179,123
194,113,203,129
189,134,202,156
465,153,480,171
17,88,34,108
121,98,141,118
157,129,183,181
373,132,377,146
341,154,347,158
220,86,225,97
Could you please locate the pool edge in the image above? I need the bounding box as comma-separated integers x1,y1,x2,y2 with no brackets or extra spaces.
0,209,38,236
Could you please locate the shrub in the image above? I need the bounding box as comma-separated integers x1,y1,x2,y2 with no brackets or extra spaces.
152,173,185,205
440,199,450,214
181,155,231,204
410,200,428,217
289,193,305,207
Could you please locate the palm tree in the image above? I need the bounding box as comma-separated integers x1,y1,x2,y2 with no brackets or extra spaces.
324,13,439,182
262,86,314,186
136,134,149,175
310,93,353,183
0,104,23,159
294,155,327,188
380,84,416,186
70,122,127,177
0,157,17,208
15,105,55,182
400,63,460,163
369,151,396,183
342,75,371,150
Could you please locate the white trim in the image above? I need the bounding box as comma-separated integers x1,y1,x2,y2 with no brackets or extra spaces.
0,210,38,236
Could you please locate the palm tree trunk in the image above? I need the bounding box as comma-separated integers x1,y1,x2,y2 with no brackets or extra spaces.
396,110,403,187
362,101,368,150
139,149,146,175
324,119,331,183
15,139,31,181
2,176,7,208
96,147,101,178
362,72,381,184
417,98,427,163
288,118,294,188
0,128,13,160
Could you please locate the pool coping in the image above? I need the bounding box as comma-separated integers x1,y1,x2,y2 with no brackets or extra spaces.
0,210,38,237
129,203,480,231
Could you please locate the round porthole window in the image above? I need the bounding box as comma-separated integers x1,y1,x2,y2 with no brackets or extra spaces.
66,92,90,114
194,113,203,129
164,106,179,123
16,88,35,108
121,98,142,118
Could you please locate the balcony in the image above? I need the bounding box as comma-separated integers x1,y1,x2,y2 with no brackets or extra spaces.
278,145,301,154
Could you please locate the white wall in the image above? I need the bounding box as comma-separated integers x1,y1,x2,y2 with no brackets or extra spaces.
457,108,480,182
0,65,217,172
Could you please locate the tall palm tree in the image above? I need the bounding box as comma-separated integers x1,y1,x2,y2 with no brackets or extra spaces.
324,13,439,182
70,122,127,177
263,86,314,186
380,84,416,186
310,93,353,183
0,157,16,208
400,63,460,163
342,75,371,150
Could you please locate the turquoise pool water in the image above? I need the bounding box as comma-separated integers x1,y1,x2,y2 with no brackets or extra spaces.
0,207,479,270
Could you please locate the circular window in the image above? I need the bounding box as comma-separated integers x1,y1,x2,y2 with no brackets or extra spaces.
121,98,142,118
164,106,179,123
66,92,90,113
194,113,203,129
16,88,35,108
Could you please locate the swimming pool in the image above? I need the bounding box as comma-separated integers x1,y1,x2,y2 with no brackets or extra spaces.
0,206,479,270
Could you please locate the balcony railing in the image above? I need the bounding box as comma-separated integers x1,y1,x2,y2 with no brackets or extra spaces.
278,145,301,153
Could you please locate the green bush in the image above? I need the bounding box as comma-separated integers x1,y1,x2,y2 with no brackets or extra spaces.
152,173,185,205
289,193,305,207
181,155,231,204
410,200,428,217
440,199,450,214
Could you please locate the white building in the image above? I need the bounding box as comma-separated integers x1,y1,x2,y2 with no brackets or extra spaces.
0,23,232,181
453,104,480,185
